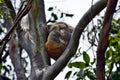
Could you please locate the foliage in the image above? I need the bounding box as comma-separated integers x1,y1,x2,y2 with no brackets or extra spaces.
106,18,120,80
65,51,96,80
47,6,74,23
65,17,120,80
0,1,5,34
0,0,10,77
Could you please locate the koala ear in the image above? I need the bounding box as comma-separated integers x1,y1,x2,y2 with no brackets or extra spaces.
47,24,60,32
47,24,52,32
68,26,74,33
55,22,68,29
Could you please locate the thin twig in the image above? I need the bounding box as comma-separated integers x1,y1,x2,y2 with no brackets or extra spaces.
0,0,32,45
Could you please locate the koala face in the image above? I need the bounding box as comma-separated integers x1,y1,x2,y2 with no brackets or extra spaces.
48,30,61,43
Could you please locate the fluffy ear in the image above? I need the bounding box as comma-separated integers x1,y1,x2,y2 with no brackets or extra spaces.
47,24,60,32
68,25,74,33
46,24,52,32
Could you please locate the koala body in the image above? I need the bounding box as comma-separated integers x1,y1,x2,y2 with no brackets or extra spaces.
45,22,74,60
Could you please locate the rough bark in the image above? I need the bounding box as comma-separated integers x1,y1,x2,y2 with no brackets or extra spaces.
9,35,27,80
4,0,27,80
96,0,118,80
28,0,50,79
4,0,49,79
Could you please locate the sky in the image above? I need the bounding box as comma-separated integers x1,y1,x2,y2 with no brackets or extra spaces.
44,0,98,80
45,0,98,27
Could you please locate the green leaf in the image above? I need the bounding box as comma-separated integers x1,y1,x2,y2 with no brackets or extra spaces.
85,70,95,80
0,0,3,3
0,27,3,34
78,48,81,53
65,71,72,79
83,52,90,64
51,13,58,20
73,72,77,76
68,62,86,69
106,49,113,60
0,63,2,73
91,58,96,65
60,12,63,18
47,20,56,23
65,13,74,17
48,7,53,11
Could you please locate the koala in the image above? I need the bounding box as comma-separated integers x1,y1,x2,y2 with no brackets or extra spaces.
45,22,74,60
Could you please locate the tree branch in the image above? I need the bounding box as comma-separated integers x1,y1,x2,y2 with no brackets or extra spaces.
1,0,43,80
3,0,32,80
29,0,50,68
9,35,27,80
28,0,50,79
96,0,118,80
0,0,32,45
4,0,16,20
43,0,107,80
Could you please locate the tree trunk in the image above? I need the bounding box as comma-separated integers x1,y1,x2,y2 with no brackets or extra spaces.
96,0,118,80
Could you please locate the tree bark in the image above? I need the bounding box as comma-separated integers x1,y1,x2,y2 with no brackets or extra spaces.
4,0,27,80
96,0,118,80
28,0,50,79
